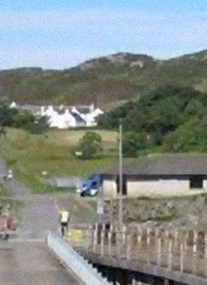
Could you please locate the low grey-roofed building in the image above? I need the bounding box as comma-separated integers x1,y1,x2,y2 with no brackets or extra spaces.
100,153,207,197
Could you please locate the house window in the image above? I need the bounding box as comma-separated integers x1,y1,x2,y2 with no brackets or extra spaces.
190,176,204,189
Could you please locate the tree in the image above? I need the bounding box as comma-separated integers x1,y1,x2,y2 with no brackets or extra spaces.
76,131,102,159
0,105,18,126
123,132,147,157
13,110,34,128
162,118,207,152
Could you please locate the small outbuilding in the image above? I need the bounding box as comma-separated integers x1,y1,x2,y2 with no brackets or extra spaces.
100,153,207,197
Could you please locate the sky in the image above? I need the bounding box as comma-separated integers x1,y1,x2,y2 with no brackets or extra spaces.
1,0,207,69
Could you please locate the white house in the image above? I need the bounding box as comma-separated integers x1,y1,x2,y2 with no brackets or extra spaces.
9,102,104,129
40,104,103,129
10,102,17,108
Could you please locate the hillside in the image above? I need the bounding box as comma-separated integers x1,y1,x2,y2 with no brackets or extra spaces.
1,49,207,106
98,84,207,154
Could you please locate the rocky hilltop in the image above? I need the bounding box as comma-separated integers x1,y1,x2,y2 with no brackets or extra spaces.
0,49,207,106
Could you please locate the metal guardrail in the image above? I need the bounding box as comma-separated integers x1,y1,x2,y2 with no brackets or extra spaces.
46,231,112,285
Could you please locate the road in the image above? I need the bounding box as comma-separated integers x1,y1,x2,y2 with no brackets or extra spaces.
0,159,82,285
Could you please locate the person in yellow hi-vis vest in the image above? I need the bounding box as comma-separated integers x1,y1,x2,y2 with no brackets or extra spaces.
59,210,70,237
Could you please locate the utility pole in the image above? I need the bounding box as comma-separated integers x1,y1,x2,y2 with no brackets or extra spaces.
118,118,123,230
97,179,104,224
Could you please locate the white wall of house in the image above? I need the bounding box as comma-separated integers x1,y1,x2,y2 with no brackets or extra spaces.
102,179,117,198
12,103,104,129
101,177,207,198
127,179,190,197
203,180,207,189
48,110,76,129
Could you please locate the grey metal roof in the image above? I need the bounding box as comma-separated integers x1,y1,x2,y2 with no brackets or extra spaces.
102,153,207,176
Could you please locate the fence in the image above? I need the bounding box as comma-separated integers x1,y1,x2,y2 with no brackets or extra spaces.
46,231,113,285
81,224,207,279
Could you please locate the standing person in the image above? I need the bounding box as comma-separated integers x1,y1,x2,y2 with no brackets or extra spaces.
59,210,70,237
7,169,13,180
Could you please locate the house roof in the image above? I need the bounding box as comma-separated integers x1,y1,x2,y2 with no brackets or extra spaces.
71,112,86,123
75,106,91,114
101,153,207,176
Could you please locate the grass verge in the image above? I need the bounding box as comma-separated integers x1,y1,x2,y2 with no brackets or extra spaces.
0,128,117,193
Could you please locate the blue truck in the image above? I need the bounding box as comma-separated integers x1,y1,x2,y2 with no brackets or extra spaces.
77,173,101,197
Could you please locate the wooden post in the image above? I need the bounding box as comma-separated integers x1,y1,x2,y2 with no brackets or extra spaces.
122,224,127,245
108,230,112,256
146,228,151,245
174,230,178,254
163,230,169,267
205,233,207,278
184,230,188,253
180,242,184,273
93,223,98,253
168,237,173,270
192,230,198,274
131,279,136,285
100,224,105,256
86,225,93,249
137,228,142,261
193,230,197,255
155,229,162,266
109,198,113,225
126,233,131,260
115,225,121,257
146,228,151,265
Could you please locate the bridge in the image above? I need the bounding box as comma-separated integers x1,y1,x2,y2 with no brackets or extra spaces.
68,223,207,285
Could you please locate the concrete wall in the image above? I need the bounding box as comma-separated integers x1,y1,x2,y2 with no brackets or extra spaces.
203,180,207,190
102,180,117,198
127,179,190,197
102,177,207,198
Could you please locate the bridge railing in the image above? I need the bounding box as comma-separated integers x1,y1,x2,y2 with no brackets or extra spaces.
74,224,207,279
46,231,113,285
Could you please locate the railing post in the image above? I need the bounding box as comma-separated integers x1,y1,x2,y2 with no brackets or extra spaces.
192,230,198,275
164,230,169,267
146,228,151,265
174,230,178,254
205,233,207,278
137,227,142,260
115,225,121,258
93,223,98,253
108,230,112,256
100,224,105,256
184,230,188,252
122,224,127,245
146,227,151,245
168,235,173,271
180,241,184,273
126,233,131,260
155,229,161,266
86,225,93,249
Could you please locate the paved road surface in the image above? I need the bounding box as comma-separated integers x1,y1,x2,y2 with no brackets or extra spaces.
0,159,82,285
0,241,80,285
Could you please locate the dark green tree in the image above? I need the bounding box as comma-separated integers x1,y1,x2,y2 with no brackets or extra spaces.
162,118,207,152
13,110,34,128
123,132,147,157
76,131,103,159
0,105,18,126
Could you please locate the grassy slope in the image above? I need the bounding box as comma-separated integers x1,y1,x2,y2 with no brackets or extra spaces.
1,50,207,106
0,128,118,192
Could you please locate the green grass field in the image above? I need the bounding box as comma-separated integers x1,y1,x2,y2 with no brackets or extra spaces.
0,128,118,192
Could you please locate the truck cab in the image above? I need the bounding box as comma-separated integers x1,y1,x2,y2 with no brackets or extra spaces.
77,173,101,197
